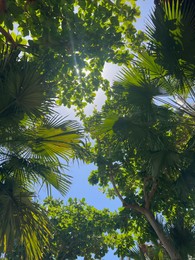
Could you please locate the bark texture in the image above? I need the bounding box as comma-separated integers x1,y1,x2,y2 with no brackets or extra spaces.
143,209,182,260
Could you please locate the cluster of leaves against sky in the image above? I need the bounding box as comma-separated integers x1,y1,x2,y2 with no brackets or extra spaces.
0,0,144,110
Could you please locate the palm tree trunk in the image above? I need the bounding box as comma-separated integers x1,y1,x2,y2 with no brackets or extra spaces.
143,209,182,260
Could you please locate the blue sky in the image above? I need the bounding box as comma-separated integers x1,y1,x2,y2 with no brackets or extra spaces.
39,1,154,259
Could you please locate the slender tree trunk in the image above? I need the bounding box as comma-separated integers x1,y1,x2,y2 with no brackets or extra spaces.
143,209,182,260
110,174,182,260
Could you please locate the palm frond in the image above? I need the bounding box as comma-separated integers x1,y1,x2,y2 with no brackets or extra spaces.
0,178,51,259
114,66,163,109
0,151,72,196
27,115,84,161
137,52,167,80
0,58,54,121
149,150,180,177
146,0,195,92
41,169,72,196
0,114,85,162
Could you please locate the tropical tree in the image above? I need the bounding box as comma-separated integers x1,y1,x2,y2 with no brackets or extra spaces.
85,82,195,259
84,1,195,259
41,197,169,260
0,47,86,258
0,178,51,260
42,197,118,260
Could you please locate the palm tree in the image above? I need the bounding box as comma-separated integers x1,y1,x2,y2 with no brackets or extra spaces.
0,46,86,258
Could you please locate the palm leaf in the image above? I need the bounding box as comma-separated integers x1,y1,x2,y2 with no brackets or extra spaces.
0,115,85,195
0,151,72,196
137,52,167,80
146,0,195,91
0,58,53,120
27,115,85,161
114,65,167,112
0,178,51,259
149,150,180,177
0,114,85,162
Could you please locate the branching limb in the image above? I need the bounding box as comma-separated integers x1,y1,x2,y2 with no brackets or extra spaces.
144,177,158,209
109,171,144,214
0,26,16,46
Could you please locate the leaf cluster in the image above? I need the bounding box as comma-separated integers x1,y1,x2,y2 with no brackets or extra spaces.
0,0,144,110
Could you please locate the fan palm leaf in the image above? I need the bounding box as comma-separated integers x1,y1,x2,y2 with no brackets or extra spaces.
146,0,195,91
113,64,169,112
1,113,85,159
30,120,83,160
148,150,180,177
0,178,51,259
13,115,85,162
0,152,71,195
0,59,53,120
0,113,85,195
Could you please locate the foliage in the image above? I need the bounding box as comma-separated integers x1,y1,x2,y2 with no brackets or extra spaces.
1,0,195,259
40,197,173,260
0,47,86,258
0,178,51,260
0,0,145,257
42,197,117,260
42,197,168,260
84,1,195,259
147,0,195,91
0,0,144,110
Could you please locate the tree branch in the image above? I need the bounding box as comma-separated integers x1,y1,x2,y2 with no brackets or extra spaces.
109,173,124,204
0,26,16,46
0,26,28,49
109,172,144,214
144,177,158,209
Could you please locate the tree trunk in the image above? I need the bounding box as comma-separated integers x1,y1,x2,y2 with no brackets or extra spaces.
143,209,182,260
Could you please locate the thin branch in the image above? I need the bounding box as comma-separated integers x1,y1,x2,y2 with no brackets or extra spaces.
109,171,144,214
0,26,28,50
148,181,158,204
109,173,124,204
144,177,158,209
143,177,150,208
124,203,145,214
0,26,16,46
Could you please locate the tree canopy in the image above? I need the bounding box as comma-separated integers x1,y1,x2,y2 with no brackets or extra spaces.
1,0,195,259
84,0,195,259
42,197,169,260
0,0,144,258
42,197,117,260
0,0,144,110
